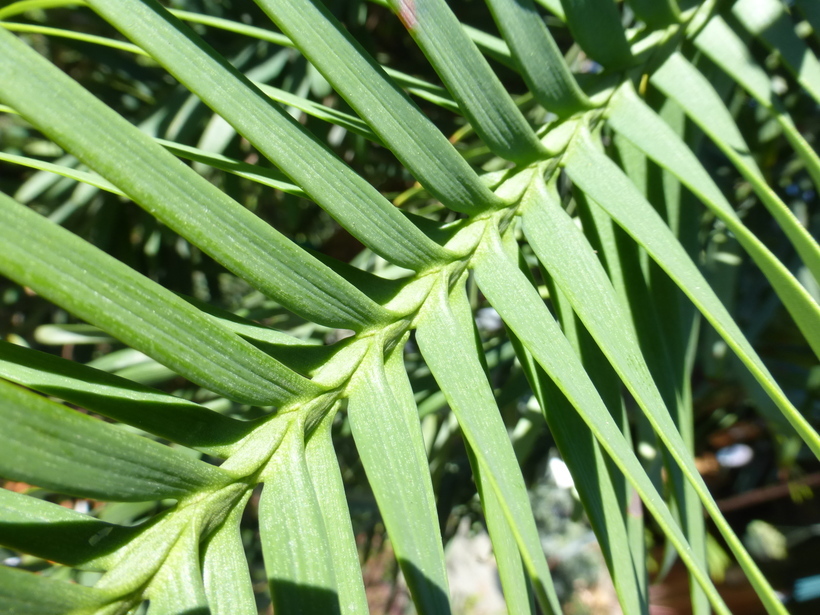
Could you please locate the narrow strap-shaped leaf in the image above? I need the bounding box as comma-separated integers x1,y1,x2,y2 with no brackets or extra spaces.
260,421,341,615
650,52,820,287
732,0,820,103
347,343,450,613
533,254,648,613
87,0,448,271
0,379,232,502
462,23,516,68
146,522,209,615
0,488,137,568
0,565,116,615
0,27,388,331
606,83,820,359
384,67,461,112
564,126,820,460
156,138,305,196
0,342,255,456
304,410,369,614
0,138,306,198
0,0,80,19
468,440,535,614
256,0,503,213
626,0,680,28
0,151,122,195
485,0,591,116
532,171,708,613
512,334,647,614
416,275,562,615
693,15,820,189
0,193,318,407
1,8,464,116
387,0,546,164
255,82,377,143
202,491,257,615
472,231,731,614
558,0,632,69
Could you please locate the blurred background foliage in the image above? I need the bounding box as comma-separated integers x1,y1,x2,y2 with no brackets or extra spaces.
1,0,819,613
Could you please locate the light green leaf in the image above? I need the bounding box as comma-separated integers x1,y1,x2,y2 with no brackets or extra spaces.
257,0,503,213
651,51,820,287
732,0,820,103
693,15,820,189
87,0,450,272
201,491,256,615
347,342,450,614
0,192,318,407
0,151,122,195
146,523,209,615
0,26,389,331
260,421,340,614
0,566,116,615
416,274,562,615
607,82,820,359
254,82,377,143
471,225,730,613
469,445,535,615
386,0,547,163
486,0,592,116
565,125,820,459
515,263,647,614
0,342,254,456
305,410,369,615
0,379,233,501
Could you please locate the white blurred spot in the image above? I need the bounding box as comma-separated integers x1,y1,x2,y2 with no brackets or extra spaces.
716,443,754,468
549,457,575,489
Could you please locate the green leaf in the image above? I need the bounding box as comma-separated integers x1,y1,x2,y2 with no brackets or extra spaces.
693,15,820,190
0,342,255,456
260,420,341,615
468,444,535,615
650,51,820,288
416,274,562,615
0,488,138,568
304,410,369,614
0,135,306,198
386,0,547,163
0,379,233,501
347,342,450,614
559,0,632,69
87,0,450,272
486,0,591,116
471,224,730,613
0,192,318,407
0,151,122,195
732,0,820,103
0,566,116,615
0,26,388,331
513,256,647,614
626,0,680,28
254,82,378,143
256,0,504,213
201,491,256,615
564,125,820,459
145,523,209,615
606,82,820,359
